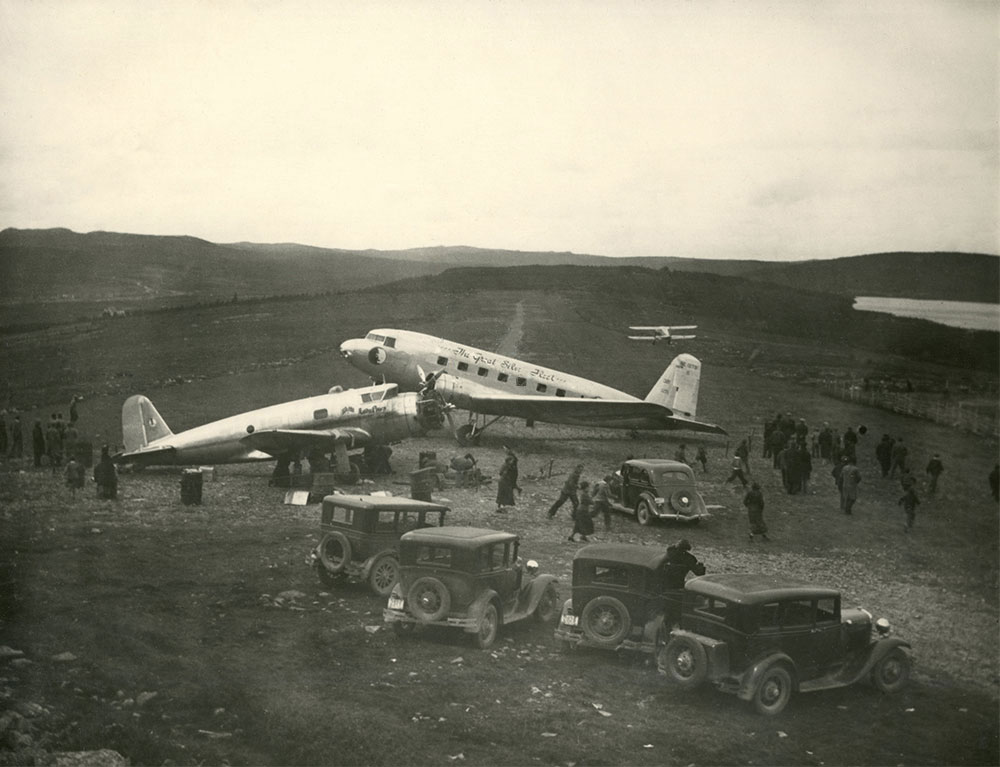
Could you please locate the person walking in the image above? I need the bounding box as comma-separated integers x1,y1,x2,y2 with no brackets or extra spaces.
568,480,594,542
725,454,748,487
743,482,768,541
548,463,583,518
93,445,118,500
925,454,944,495
495,447,520,513
899,483,920,532
840,457,862,515
890,438,908,477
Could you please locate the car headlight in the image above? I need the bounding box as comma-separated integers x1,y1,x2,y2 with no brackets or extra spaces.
525,559,539,574
654,497,665,506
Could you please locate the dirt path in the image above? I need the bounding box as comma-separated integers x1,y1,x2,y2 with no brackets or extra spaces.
494,299,525,356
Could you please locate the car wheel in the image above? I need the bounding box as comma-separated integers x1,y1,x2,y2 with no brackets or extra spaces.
753,664,793,715
871,648,911,693
580,596,632,646
406,576,451,622
317,532,352,574
367,554,400,597
658,635,708,689
636,499,654,526
474,602,499,649
533,584,559,625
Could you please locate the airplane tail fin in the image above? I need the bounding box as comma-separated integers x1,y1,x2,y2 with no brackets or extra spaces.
122,395,173,453
644,354,702,417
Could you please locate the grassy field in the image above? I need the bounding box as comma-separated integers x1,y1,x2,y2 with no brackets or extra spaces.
1,287,997,765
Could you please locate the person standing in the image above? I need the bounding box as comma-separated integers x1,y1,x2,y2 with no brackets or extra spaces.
46,419,63,474
662,539,707,588
69,395,80,426
93,445,118,500
495,447,520,514
925,454,944,495
568,480,594,542
673,443,690,465
840,457,862,515
0,411,7,457
875,434,894,478
592,474,614,533
890,438,908,477
695,446,708,473
798,440,813,493
990,464,999,502
899,483,920,532
548,463,583,518
10,416,23,460
743,482,768,541
818,423,834,463
32,419,45,467
65,456,86,496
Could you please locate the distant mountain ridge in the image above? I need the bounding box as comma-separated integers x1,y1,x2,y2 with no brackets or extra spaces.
1,227,996,307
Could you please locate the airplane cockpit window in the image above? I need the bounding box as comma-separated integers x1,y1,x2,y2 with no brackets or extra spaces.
361,393,373,403
366,333,386,343
536,383,547,393
313,409,328,420
384,337,396,348
437,356,448,366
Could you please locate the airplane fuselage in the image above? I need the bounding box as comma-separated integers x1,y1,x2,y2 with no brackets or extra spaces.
129,385,429,465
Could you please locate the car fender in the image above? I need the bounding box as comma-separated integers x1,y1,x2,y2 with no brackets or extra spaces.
847,638,913,684
466,589,503,627
737,653,799,701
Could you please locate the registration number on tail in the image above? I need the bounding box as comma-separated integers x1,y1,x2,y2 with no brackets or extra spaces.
388,597,405,610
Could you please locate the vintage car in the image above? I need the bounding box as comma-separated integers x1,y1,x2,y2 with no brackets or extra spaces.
657,574,913,715
555,543,682,653
616,458,708,525
383,526,559,649
308,494,449,596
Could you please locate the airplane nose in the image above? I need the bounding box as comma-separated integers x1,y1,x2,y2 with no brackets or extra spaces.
339,339,366,360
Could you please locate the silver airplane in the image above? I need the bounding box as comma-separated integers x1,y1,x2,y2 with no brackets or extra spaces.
339,329,725,444
116,382,447,476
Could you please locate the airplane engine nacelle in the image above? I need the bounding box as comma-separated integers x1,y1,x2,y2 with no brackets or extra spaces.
360,393,445,444
431,373,476,410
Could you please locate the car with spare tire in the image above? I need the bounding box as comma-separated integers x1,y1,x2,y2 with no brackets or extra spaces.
555,543,683,654
657,573,913,715
616,458,708,525
308,494,449,596
383,526,559,649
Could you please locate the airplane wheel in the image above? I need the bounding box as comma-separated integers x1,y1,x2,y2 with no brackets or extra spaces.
337,462,361,485
456,424,481,446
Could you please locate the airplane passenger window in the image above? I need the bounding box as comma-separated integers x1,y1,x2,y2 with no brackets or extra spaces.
477,367,488,377
497,373,509,383
457,362,469,371
556,389,566,397
313,409,328,420
536,384,547,393
437,356,448,365
516,377,527,387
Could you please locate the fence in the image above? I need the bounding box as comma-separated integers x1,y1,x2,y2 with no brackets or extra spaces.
822,382,999,439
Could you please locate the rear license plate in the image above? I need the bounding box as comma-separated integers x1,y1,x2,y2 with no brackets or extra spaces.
561,614,578,626
388,597,405,610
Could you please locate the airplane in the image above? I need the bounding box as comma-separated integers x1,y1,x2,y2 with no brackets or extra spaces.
338,329,726,445
628,325,697,344
115,382,448,480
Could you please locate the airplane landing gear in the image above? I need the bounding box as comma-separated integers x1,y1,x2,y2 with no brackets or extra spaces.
456,424,481,446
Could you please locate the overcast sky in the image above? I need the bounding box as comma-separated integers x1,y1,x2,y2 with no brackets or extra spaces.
1,0,996,260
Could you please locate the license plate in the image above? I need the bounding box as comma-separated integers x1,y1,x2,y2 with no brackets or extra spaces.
388,597,405,610
561,614,578,626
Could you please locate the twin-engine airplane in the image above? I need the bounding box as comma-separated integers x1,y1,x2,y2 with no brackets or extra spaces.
116,383,447,474
628,325,697,344
339,329,726,444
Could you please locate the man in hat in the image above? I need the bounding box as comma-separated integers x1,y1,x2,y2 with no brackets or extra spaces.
547,463,583,518
839,457,862,515
662,539,706,627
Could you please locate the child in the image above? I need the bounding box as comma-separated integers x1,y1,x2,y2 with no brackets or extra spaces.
568,481,594,542
899,485,920,532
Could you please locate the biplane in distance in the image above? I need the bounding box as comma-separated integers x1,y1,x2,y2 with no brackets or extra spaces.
628,325,698,344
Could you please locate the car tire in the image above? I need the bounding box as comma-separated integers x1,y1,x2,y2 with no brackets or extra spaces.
317,532,351,574
658,635,708,689
580,596,632,646
871,648,911,694
367,554,400,597
474,601,499,649
533,584,559,625
752,664,793,716
670,489,693,513
636,498,654,526
406,576,451,622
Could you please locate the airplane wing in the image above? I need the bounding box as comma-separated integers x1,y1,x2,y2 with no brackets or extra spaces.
461,394,727,434
627,336,659,341
240,427,372,455
628,326,663,331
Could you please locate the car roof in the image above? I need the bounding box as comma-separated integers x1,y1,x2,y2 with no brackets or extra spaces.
401,526,517,546
574,543,669,570
686,574,840,604
625,459,693,472
322,494,450,512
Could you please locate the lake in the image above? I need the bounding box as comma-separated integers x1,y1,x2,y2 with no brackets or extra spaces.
853,296,999,332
